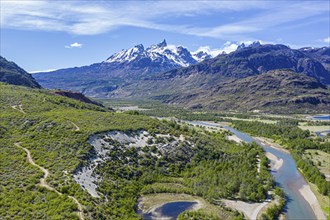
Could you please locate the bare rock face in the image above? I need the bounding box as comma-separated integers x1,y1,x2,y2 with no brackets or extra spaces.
74,130,194,198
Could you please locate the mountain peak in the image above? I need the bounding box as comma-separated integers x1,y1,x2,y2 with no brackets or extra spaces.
134,44,145,50
157,39,167,47
237,41,261,51
237,43,246,50
249,41,261,48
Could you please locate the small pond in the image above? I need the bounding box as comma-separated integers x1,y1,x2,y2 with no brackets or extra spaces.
141,201,198,220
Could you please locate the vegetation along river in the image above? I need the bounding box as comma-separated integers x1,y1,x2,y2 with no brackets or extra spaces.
190,121,316,219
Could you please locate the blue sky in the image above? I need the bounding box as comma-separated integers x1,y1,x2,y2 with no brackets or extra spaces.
0,0,329,72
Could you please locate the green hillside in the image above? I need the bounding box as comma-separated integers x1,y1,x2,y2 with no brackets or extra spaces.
0,56,41,88
0,83,273,219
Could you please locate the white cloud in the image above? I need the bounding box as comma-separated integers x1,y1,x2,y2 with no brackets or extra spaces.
223,43,239,54
0,1,328,39
194,39,277,57
324,37,330,43
194,46,223,57
194,43,238,57
29,68,58,74
65,42,83,49
194,40,268,57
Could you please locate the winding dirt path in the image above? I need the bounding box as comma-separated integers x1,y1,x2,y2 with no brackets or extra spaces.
14,143,84,220
69,196,85,220
71,122,80,131
11,104,26,114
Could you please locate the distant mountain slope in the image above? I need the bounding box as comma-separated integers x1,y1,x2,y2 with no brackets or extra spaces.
162,43,330,85
163,69,330,112
34,40,213,94
298,47,330,72
111,69,330,113
0,56,41,88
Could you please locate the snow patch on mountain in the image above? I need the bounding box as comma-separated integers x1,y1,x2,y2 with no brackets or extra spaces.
107,44,144,63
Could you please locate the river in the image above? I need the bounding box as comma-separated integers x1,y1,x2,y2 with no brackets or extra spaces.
191,121,317,219
311,115,330,121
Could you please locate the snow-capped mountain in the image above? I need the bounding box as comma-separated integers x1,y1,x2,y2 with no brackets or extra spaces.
33,40,221,97
34,41,330,101
105,40,212,67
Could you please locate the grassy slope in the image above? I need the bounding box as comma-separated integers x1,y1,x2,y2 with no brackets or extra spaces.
0,83,272,219
304,150,330,180
0,83,156,219
303,149,330,218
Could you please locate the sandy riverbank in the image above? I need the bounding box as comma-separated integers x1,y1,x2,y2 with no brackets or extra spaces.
299,184,326,220
265,152,283,171
186,121,242,143
227,135,243,143
254,137,290,154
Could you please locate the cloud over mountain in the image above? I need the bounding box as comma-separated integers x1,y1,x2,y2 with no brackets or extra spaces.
1,1,328,40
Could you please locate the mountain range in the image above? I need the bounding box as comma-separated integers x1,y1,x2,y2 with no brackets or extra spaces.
4,40,330,113
157,43,329,84
34,40,213,94
104,39,211,66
